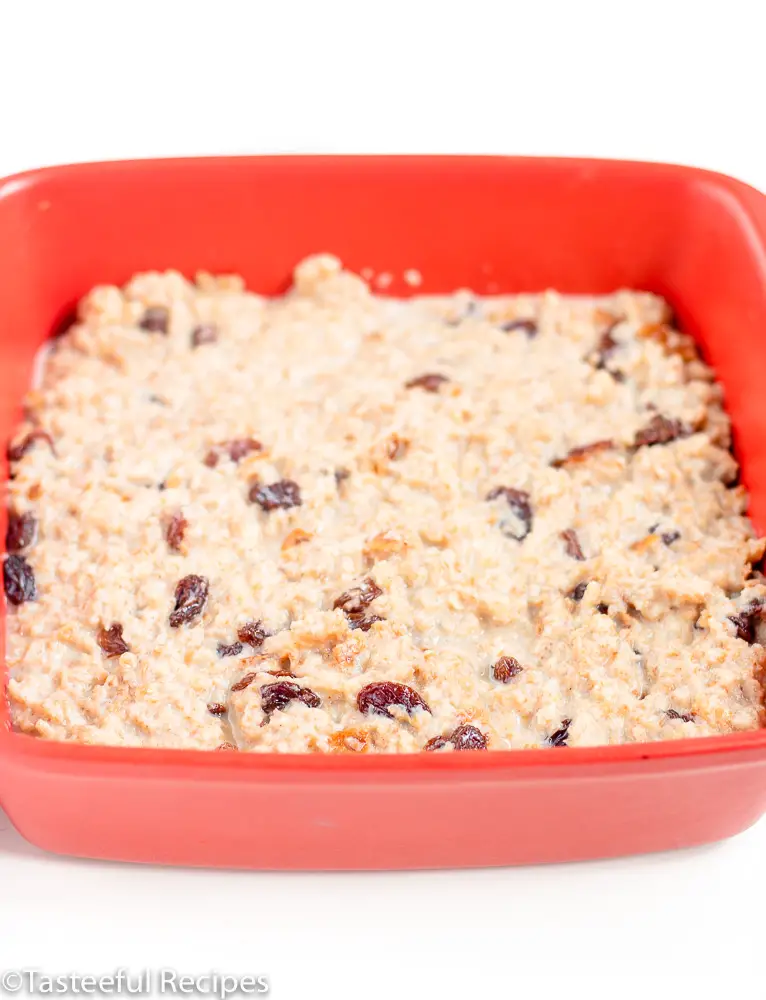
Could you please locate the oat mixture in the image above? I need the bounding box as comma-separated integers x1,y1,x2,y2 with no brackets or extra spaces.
4,255,766,752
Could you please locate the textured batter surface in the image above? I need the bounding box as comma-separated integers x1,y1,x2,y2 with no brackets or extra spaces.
4,255,766,752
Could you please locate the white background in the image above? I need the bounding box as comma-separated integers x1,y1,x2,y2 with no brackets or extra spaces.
1,2,765,998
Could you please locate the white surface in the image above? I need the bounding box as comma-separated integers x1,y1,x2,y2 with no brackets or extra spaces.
1,2,765,997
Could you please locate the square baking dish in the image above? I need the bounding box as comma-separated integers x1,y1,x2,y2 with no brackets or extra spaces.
2,156,766,870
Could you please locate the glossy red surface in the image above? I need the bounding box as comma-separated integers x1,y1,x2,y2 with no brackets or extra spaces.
2,156,766,869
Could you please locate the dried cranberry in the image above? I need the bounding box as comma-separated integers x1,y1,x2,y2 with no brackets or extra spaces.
634,415,689,448
667,709,694,723
204,438,262,468
207,702,227,715
3,554,37,605
492,656,523,682
405,373,450,393
97,623,129,657
570,582,589,602
169,574,208,627
139,306,169,334
249,479,302,511
237,620,269,648
548,720,571,747
261,681,321,716
5,511,37,552
231,671,258,693
485,486,533,540
661,530,681,546
551,440,614,468
7,429,56,463
500,318,537,337
217,640,243,658
166,512,188,552
191,323,218,347
357,682,431,720
561,529,585,561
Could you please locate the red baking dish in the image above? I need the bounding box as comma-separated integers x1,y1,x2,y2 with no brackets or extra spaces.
2,156,766,870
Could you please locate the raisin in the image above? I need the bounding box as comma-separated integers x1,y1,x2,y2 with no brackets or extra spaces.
5,511,37,552
492,655,523,682
451,724,488,749
207,702,227,715
231,671,258,693
139,306,169,334
667,709,694,723
662,530,681,546
485,486,533,540
261,680,321,716
7,429,56,462
551,440,614,468
334,578,382,616
405,373,450,393
204,438,262,467
169,574,208,627
357,681,431,720
216,742,238,751
237,620,269,648
349,615,384,632
591,317,622,371
634,415,689,448
596,603,609,614
500,318,537,337
548,720,571,747
191,323,218,347
595,329,618,363
334,578,384,630
217,640,243,658
3,554,37,605
166,512,187,552
728,601,764,644
97,622,129,657
561,528,585,561
570,582,589,602
249,479,302,511
424,724,488,750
